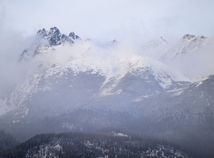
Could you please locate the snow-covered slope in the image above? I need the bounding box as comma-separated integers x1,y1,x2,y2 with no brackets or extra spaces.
1,28,191,118
1,27,213,121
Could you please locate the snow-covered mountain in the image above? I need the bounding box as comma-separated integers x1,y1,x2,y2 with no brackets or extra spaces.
0,27,214,157
1,27,192,118
165,34,207,57
19,27,80,61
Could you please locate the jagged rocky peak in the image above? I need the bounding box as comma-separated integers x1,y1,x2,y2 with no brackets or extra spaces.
37,28,47,37
183,34,206,41
19,27,81,61
171,34,208,56
37,27,61,38
69,32,80,40
48,27,61,36
48,27,62,45
36,27,80,46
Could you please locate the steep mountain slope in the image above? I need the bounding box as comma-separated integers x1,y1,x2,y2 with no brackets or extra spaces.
0,27,191,120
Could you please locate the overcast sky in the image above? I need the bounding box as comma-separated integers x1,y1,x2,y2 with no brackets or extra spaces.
0,0,214,39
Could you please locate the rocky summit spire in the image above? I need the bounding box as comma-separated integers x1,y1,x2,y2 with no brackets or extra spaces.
19,27,81,61
47,27,62,45
69,32,80,40
36,27,80,46
37,28,48,37
183,34,206,41
48,27,61,36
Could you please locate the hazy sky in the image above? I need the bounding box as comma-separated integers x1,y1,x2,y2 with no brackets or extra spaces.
1,0,214,39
